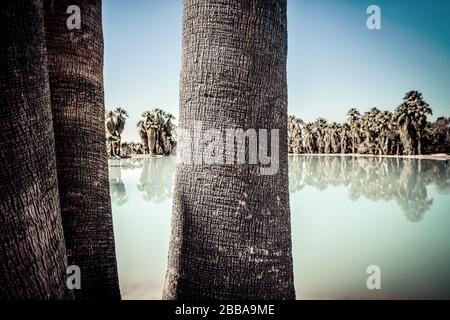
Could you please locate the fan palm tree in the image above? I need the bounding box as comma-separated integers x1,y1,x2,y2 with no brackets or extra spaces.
347,108,361,153
105,110,120,157
114,107,129,127
288,116,304,154
304,123,316,153
329,122,341,153
139,109,176,155
137,120,149,153
313,118,328,153
162,113,176,154
340,123,350,153
0,0,69,299
358,107,382,154
394,91,431,155
378,111,393,155
409,91,432,155
142,110,159,155
113,107,129,156
323,124,332,154
44,0,120,299
163,0,295,300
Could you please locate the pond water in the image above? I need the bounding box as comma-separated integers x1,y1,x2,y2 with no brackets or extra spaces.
109,155,450,299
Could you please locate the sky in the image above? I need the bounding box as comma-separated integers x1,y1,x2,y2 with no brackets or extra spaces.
103,0,450,142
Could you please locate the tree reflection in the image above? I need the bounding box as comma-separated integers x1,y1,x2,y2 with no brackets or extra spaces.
110,155,448,221
109,157,176,206
137,156,176,203
109,158,137,206
289,155,450,222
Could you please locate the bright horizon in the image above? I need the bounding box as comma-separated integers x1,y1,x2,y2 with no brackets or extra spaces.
103,0,450,142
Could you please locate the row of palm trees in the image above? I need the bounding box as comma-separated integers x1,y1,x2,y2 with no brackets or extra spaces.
288,91,449,156
137,108,176,156
106,107,177,158
110,91,448,159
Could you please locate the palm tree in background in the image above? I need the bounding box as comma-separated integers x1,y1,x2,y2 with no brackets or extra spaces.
313,118,328,153
395,91,432,155
329,122,341,153
163,0,295,300
304,123,317,153
137,120,149,153
288,91,440,156
347,108,361,154
0,0,69,299
340,123,350,153
105,108,129,157
113,107,129,156
426,117,450,154
288,116,304,154
44,0,120,299
378,110,394,155
106,110,119,157
139,108,176,155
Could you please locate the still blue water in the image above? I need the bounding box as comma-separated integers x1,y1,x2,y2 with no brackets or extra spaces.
109,155,450,299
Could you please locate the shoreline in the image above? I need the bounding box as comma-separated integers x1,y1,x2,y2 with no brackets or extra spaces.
110,153,450,161
288,153,450,160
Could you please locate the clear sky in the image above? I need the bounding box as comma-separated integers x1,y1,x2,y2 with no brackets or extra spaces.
103,0,450,142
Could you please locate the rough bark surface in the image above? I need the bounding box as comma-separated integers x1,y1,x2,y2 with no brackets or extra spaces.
163,0,295,299
0,0,69,299
43,0,120,299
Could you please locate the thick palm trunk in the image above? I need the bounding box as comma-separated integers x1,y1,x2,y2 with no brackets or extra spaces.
0,0,69,299
164,0,295,300
43,0,120,299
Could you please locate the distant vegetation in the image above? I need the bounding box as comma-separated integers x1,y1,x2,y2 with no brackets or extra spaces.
288,91,450,156
106,91,449,158
137,108,176,156
105,107,176,158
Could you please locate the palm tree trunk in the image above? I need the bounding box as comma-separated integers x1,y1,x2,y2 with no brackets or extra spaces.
43,0,120,299
148,128,156,155
0,0,69,299
417,131,422,155
163,0,295,300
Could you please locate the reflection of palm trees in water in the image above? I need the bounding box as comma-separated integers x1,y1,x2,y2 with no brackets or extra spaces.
137,157,176,203
289,156,306,193
109,157,176,205
289,155,450,222
109,159,138,206
395,159,432,222
110,156,447,220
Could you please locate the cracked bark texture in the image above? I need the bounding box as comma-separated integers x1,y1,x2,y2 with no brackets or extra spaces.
0,0,69,299
44,0,120,299
163,0,295,299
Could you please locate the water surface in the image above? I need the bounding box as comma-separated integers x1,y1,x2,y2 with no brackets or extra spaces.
109,155,450,299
